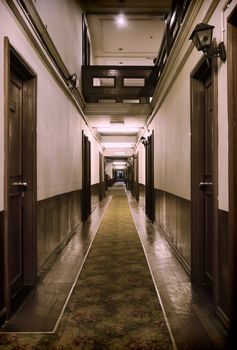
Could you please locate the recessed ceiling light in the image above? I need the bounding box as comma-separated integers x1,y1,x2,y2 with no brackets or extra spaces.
116,14,127,28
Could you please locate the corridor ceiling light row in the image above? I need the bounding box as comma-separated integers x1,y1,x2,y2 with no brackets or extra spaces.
113,165,126,170
113,161,127,165
97,127,140,134
102,142,135,148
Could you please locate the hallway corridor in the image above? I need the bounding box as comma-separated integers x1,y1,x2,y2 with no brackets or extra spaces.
0,185,227,349
1,0,237,348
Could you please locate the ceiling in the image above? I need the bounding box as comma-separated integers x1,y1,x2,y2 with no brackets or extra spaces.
81,0,172,162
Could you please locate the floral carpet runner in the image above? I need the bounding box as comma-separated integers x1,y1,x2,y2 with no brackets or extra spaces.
0,188,173,349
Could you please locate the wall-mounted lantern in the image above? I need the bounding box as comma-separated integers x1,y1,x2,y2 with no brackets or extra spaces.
189,23,226,61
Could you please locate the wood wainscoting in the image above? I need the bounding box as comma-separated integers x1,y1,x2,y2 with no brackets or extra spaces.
154,189,191,273
37,190,82,270
91,183,102,212
217,209,229,324
138,183,145,209
0,211,4,324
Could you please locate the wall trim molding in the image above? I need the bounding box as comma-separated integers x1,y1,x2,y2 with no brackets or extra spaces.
148,0,220,126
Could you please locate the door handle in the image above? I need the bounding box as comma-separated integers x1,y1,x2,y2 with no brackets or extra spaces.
12,181,28,192
199,182,213,190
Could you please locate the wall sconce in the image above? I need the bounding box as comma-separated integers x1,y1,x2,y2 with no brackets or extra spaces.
66,73,78,89
189,23,226,61
141,136,149,147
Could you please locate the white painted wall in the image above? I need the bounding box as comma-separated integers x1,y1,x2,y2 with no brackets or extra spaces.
0,1,101,206
34,0,83,83
145,0,235,210
153,57,192,200
137,142,145,185
105,162,113,178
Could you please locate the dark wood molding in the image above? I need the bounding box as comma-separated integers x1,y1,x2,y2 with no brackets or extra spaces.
81,65,158,103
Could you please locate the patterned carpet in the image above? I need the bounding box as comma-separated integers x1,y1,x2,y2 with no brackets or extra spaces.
0,188,173,349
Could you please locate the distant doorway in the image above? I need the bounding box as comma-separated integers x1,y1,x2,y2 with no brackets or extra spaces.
4,39,37,318
115,170,125,182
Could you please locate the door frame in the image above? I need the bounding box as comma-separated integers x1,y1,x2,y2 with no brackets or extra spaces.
190,55,218,306
4,38,37,318
227,5,237,342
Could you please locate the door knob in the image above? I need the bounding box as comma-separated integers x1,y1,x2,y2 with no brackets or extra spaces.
12,181,28,191
199,181,213,190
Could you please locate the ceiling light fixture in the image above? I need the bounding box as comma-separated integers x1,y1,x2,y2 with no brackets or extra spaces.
102,142,135,149
97,127,139,134
113,161,127,166
116,14,127,28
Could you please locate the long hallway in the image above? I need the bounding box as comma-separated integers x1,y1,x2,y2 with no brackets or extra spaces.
0,185,227,349
1,0,237,348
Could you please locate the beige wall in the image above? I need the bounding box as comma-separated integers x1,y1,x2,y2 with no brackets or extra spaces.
137,142,145,185
0,0,101,207
35,0,83,83
105,162,113,178
143,0,235,210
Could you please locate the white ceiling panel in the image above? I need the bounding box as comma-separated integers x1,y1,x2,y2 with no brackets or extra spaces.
101,18,164,53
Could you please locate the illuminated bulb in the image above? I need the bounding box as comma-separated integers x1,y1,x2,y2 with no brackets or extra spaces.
116,14,127,27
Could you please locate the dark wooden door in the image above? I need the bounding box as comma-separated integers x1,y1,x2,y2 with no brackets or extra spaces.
145,131,154,221
8,71,26,305
191,58,217,291
82,132,91,221
3,41,37,320
228,8,237,343
203,75,214,287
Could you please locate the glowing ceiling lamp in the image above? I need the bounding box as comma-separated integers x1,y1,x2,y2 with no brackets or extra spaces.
113,161,127,166
116,14,127,28
97,127,139,134
102,142,134,149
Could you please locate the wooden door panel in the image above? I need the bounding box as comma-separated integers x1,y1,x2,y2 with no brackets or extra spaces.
9,196,22,296
204,193,213,282
204,77,213,286
9,72,24,303
9,79,22,175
